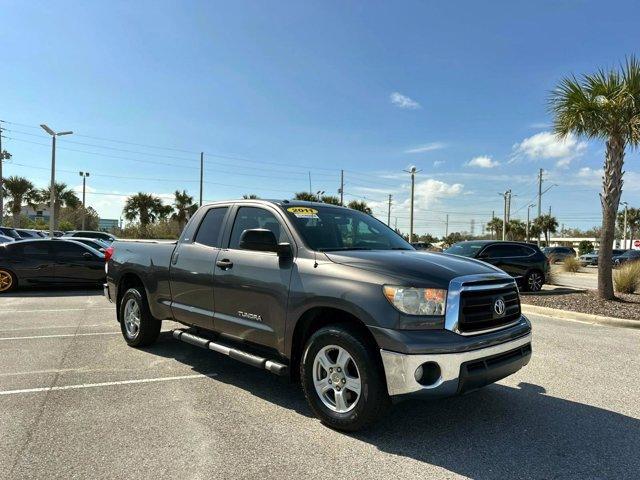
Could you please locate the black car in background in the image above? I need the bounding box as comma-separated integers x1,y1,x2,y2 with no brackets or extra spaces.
63,230,117,243
0,227,22,240
542,246,577,262
0,239,105,293
445,240,549,291
613,249,640,266
14,228,47,239
54,237,110,253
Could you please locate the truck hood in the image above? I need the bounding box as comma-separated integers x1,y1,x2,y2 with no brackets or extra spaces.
324,250,504,287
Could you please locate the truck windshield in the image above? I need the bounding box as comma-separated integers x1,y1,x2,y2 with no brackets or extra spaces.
283,206,412,251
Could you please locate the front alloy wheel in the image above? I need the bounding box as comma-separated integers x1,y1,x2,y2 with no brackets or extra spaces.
313,345,362,413
526,271,543,292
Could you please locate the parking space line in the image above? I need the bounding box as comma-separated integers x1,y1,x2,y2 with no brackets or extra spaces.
0,373,218,396
0,307,114,314
0,332,119,341
2,323,114,332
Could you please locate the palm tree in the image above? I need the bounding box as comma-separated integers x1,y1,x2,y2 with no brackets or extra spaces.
534,214,558,245
293,192,316,201
123,193,165,226
242,194,259,199
487,217,503,240
347,200,372,214
320,195,340,205
550,57,640,299
3,176,37,227
507,219,526,241
39,182,81,230
173,190,194,229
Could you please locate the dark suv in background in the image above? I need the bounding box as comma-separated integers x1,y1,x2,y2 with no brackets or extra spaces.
444,240,548,291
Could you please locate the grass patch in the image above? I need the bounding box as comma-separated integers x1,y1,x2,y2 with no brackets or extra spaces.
614,262,640,294
562,256,581,273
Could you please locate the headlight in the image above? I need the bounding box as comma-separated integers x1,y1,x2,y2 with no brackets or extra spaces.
383,286,447,316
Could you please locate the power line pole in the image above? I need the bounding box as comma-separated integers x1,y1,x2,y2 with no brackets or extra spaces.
500,190,511,241
199,152,204,207
0,123,9,224
537,168,543,245
491,210,495,239
403,166,420,243
308,171,312,195
387,194,392,226
339,170,344,206
526,203,535,242
79,171,90,230
445,214,449,237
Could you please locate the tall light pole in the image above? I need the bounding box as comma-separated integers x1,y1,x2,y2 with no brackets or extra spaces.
316,190,325,202
499,190,511,241
404,166,420,243
79,171,90,229
41,125,73,236
387,194,392,226
621,201,628,249
0,122,12,224
526,203,535,242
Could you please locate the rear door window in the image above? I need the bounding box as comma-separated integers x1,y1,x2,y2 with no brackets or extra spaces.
483,244,519,258
17,242,51,256
53,242,91,259
194,207,228,248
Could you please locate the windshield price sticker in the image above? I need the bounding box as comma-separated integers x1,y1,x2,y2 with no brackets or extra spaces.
287,207,319,218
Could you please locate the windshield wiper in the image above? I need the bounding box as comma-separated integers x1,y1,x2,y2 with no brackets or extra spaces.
319,247,372,252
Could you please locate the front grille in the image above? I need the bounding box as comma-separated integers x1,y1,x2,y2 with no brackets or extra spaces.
458,284,521,334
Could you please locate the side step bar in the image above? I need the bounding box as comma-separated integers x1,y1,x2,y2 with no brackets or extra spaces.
172,329,288,376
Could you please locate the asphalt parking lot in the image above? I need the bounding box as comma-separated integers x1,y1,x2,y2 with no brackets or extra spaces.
1,290,639,480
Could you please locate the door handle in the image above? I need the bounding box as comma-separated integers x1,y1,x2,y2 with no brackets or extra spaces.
171,253,179,265
216,259,233,270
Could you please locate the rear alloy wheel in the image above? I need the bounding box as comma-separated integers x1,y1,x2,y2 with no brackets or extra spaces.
0,269,15,293
119,287,161,347
525,271,544,292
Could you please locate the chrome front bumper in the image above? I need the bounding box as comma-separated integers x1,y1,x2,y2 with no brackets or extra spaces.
380,332,532,397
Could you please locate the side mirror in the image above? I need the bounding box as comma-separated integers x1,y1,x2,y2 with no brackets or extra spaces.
276,242,293,258
239,229,279,252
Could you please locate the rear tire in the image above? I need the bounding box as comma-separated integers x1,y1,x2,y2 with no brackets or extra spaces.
0,268,16,293
300,324,389,432
524,270,544,292
119,287,161,347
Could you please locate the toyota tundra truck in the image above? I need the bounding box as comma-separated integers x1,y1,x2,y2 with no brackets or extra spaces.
105,200,532,431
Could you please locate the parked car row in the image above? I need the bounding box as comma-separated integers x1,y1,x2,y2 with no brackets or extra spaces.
0,238,110,292
579,249,628,266
0,226,117,243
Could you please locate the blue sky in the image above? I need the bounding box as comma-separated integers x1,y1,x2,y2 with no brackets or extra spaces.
1,1,639,236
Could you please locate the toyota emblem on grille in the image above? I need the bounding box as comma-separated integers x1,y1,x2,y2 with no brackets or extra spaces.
494,298,506,316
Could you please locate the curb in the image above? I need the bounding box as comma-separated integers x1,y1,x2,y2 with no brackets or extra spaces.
521,304,639,330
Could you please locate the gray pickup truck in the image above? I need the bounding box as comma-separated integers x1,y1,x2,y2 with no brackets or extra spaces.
105,200,532,431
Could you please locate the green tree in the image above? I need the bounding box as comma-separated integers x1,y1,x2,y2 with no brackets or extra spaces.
173,190,195,230
578,240,595,256
242,194,259,199
320,195,340,205
2,176,37,227
59,205,100,230
550,56,640,299
442,232,467,247
347,200,372,214
123,193,165,226
486,216,503,239
293,192,317,201
534,214,558,245
507,219,526,241
38,182,81,230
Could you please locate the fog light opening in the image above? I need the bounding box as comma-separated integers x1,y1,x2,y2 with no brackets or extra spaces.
414,362,441,387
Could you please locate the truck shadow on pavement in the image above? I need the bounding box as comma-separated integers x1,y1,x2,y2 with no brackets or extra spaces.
148,333,639,479
1,286,103,298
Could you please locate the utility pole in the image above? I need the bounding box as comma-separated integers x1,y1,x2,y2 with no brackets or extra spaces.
403,166,420,243
40,125,73,236
470,219,475,236
537,168,543,244
339,170,344,206
79,171,90,229
526,203,535,242
621,201,628,248
491,210,495,239
199,152,204,207
308,172,312,195
387,194,392,226
500,190,511,241
445,214,449,237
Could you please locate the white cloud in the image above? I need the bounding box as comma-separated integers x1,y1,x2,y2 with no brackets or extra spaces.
404,142,446,154
413,179,463,206
466,156,500,168
512,131,587,167
529,122,551,129
433,160,445,168
390,92,421,109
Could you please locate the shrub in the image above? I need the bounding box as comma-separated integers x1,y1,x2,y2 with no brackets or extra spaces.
578,240,594,256
562,256,581,273
614,261,640,294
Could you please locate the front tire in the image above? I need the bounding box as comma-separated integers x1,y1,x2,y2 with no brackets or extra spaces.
119,287,161,347
0,268,16,293
300,325,389,432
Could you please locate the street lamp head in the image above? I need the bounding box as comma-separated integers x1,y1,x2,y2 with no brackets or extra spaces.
79,171,84,176
40,124,55,136
57,131,73,136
